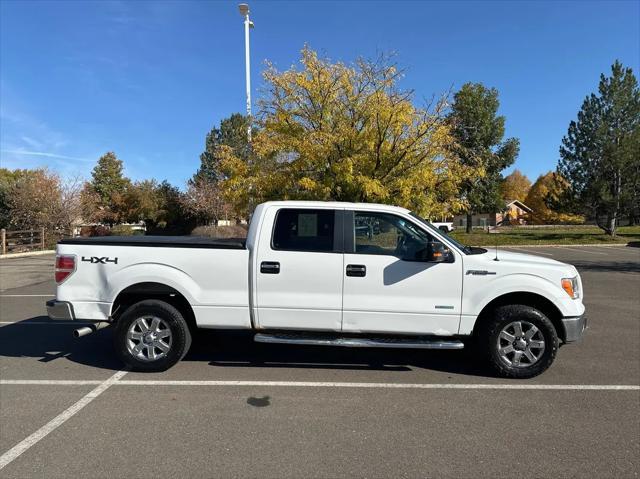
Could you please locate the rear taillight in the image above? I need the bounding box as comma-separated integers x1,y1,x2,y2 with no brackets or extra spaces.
55,255,76,284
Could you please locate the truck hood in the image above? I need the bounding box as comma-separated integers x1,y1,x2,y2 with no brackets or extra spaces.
470,249,578,277
482,249,562,266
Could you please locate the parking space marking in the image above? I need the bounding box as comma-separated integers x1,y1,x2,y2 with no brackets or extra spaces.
0,321,92,325
89,381,640,390
0,369,128,471
1,379,638,390
504,248,554,256
559,247,609,255
0,294,53,298
1,380,103,385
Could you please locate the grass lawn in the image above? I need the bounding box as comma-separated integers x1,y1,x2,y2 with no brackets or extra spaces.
449,225,640,246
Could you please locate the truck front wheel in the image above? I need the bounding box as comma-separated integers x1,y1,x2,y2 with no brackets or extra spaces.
480,305,559,379
114,299,192,372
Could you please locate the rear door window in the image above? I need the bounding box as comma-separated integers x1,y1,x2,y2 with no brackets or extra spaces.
272,209,336,252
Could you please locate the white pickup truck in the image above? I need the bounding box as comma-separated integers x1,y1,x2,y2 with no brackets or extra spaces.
47,201,586,378
430,222,455,233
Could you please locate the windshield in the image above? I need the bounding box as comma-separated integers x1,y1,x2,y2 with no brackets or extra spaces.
409,212,471,254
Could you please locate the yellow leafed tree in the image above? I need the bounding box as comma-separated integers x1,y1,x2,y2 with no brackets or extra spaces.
500,169,531,203
525,172,584,224
219,47,475,218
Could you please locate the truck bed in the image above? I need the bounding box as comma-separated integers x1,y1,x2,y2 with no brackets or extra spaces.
58,236,247,249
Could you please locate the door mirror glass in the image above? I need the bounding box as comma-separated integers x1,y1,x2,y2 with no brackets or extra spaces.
426,242,452,263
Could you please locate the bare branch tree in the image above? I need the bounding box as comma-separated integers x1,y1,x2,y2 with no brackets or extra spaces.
59,174,85,232
181,179,231,226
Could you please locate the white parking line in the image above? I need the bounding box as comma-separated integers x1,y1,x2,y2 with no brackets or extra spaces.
0,321,92,325
1,380,103,385
1,379,638,391
559,247,608,255
504,248,554,256
0,370,128,471
0,295,53,297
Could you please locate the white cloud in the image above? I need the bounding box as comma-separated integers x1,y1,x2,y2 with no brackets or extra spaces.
0,149,92,162
19,136,42,149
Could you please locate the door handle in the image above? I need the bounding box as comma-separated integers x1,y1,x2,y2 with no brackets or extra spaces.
260,261,280,274
346,264,366,277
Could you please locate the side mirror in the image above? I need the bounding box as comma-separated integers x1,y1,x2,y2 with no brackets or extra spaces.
428,242,452,263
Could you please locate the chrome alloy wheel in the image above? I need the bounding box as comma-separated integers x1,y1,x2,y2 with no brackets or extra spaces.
126,316,172,362
497,320,546,368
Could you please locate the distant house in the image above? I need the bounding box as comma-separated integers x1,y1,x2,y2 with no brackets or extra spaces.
452,200,533,228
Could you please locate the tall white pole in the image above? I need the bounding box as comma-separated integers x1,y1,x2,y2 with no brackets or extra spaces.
242,7,252,142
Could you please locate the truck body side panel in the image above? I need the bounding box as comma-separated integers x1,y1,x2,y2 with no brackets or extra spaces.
55,243,251,328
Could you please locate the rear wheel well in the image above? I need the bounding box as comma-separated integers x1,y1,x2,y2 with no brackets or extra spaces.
474,292,566,343
111,282,196,332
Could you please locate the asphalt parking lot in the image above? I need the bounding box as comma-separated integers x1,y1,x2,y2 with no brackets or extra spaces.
0,246,639,478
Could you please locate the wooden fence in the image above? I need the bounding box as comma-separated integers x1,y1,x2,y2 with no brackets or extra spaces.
0,228,46,255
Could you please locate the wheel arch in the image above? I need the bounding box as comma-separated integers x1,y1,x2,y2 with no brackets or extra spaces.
473,291,566,343
111,282,197,331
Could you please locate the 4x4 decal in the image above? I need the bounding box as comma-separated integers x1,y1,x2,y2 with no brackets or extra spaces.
81,256,118,264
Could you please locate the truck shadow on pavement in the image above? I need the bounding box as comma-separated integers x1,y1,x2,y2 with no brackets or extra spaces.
573,261,640,274
200,331,493,377
0,319,497,378
0,316,123,370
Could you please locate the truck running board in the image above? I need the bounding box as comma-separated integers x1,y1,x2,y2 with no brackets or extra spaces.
254,333,464,350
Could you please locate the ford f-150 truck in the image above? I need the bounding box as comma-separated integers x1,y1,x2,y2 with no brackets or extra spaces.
47,201,586,378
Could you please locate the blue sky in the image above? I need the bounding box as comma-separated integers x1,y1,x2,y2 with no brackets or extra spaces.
1,0,638,187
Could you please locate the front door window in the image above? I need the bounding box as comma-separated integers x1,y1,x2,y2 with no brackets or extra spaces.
354,212,438,261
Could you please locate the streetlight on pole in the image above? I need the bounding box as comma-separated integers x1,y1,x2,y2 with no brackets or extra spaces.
238,3,254,142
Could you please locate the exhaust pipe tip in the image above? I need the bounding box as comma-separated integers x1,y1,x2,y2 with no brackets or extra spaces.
73,326,94,338
73,321,110,339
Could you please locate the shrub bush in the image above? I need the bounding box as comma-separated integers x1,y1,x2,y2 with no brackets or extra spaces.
80,225,111,237
191,224,248,238
111,225,145,236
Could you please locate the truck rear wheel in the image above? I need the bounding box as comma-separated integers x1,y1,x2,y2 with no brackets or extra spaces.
480,304,558,379
114,299,192,372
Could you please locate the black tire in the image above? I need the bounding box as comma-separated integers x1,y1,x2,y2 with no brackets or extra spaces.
114,299,192,372
479,304,559,379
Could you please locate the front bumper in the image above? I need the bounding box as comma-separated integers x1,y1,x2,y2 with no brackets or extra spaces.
46,300,76,321
562,312,587,343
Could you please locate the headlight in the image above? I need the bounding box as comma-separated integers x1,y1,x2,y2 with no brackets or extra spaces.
561,276,580,299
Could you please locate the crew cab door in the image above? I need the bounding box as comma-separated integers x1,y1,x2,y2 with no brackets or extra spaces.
254,207,345,331
342,210,463,335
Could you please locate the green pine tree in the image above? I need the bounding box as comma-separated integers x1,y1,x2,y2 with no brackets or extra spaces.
89,152,130,204
194,113,251,184
557,61,640,236
85,152,131,225
447,83,520,232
